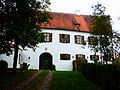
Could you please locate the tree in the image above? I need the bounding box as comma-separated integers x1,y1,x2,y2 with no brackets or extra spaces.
0,0,51,72
90,3,113,64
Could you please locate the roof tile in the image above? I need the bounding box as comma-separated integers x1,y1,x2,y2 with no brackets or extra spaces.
38,12,91,32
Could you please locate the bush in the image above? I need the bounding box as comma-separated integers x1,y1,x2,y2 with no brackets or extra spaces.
73,59,88,71
0,60,8,74
52,64,56,71
21,63,30,70
79,63,120,90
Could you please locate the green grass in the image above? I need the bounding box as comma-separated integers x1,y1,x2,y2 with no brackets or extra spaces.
51,71,103,90
0,70,37,90
24,70,48,90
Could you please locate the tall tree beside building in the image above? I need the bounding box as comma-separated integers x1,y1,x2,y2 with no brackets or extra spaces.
90,3,113,64
0,0,51,72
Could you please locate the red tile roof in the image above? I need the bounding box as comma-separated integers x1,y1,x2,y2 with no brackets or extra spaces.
37,12,92,32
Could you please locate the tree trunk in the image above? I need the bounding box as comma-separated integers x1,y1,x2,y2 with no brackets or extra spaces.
13,41,19,73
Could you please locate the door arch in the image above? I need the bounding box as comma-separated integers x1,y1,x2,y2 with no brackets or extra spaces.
39,52,52,70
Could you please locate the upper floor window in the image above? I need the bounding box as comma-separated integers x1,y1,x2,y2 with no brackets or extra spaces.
76,54,85,60
44,33,52,42
59,34,70,43
90,55,99,61
75,35,84,44
88,36,98,45
60,54,71,60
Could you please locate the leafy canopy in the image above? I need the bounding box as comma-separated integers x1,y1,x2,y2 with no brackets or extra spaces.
90,3,113,63
0,0,51,72
0,0,51,54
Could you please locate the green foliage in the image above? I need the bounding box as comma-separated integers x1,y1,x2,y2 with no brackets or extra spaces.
51,64,56,71
90,3,113,63
0,0,51,51
80,63,120,90
21,63,30,70
0,60,8,74
0,0,51,72
73,59,88,71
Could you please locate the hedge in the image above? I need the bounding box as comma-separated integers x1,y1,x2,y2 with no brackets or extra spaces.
0,60,8,74
73,59,88,71
79,63,120,90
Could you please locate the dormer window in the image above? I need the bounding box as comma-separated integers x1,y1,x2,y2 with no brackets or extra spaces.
74,22,80,29
43,21,48,24
75,23,80,27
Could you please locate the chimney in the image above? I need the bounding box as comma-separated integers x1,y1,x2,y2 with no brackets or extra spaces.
75,10,80,15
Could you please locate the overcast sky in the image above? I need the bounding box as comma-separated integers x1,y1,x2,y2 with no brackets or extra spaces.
49,0,120,32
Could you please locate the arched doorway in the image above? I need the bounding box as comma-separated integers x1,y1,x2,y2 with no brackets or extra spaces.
39,53,52,70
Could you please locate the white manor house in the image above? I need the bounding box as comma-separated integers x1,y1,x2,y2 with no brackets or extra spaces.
0,12,110,71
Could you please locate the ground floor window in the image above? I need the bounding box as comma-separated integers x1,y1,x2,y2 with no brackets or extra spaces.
76,54,85,60
90,55,99,61
60,54,70,60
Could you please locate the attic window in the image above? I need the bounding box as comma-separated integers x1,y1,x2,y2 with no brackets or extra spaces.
43,21,48,24
75,23,80,27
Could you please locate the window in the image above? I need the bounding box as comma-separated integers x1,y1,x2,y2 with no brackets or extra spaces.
8,40,15,48
60,54,70,60
59,34,70,43
100,37,110,46
90,55,99,61
76,54,85,60
103,55,111,61
75,35,84,44
44,33,52,42
88,36,98,45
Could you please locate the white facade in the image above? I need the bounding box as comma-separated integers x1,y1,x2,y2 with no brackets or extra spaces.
0,28,99,71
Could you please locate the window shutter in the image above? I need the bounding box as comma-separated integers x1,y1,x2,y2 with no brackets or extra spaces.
83,55,85,59
49,33,52,42
96,55,99,60
68,35,70,43
59,34,62,42
75,35,77,43
88,36,91,44
81,36,84,44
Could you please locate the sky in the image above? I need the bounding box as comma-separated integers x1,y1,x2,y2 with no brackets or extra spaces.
49,0,120,32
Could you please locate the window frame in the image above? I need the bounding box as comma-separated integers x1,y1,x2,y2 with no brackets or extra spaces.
75,35,84,44
59,34,70,43
90,55,99,61
43,33,52,42
60,54,71,60
88,36,98,45
76,54,85,60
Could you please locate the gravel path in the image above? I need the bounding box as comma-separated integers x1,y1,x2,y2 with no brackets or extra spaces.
13,70,42,90
39,70,53,90
11,70,53,90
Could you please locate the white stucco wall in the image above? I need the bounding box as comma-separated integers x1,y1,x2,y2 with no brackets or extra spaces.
0,29,99,71
20,29,97,71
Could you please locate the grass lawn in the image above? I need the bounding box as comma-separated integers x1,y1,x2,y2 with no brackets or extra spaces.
0,70,38,90
51,71,103,90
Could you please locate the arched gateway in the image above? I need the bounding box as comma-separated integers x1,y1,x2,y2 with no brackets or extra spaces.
39,53,52,70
